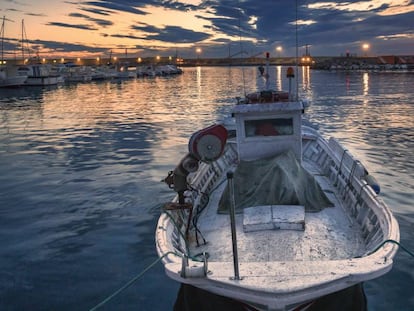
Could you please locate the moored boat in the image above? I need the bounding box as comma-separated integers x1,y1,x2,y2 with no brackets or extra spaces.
155,64,400,310
18,64,64,86
0,17,27,87
0,65,27,87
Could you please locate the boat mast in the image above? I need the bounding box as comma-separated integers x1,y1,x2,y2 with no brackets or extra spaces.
265,51,270,90
20,19,31,62
21,19,24,61
1,16,4,63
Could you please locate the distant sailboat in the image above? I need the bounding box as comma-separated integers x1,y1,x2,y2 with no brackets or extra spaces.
17,19,63,86
0,16,27,87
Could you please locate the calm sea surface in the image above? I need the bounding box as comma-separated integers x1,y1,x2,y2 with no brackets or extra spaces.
0,66,413,310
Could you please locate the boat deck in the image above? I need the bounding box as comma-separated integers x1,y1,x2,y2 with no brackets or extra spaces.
189,158,367,262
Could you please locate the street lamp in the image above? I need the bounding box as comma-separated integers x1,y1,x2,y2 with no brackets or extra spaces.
276,46,282,56
196,47,202,64
362,43,370,56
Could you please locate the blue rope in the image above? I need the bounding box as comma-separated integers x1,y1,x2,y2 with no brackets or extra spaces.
89,251,179,311
369,239,414,258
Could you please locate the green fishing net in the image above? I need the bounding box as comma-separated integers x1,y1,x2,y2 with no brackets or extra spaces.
218,150,332,213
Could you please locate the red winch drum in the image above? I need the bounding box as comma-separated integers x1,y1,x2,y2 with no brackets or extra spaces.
188,124,228,162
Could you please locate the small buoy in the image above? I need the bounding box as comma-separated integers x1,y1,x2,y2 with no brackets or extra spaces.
366,174,380,194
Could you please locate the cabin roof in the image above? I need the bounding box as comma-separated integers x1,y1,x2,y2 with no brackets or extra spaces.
232,101,304,115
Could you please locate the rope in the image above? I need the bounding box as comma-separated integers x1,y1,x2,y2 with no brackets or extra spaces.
89,237,413,310
369,239,414,258
89,251,179,311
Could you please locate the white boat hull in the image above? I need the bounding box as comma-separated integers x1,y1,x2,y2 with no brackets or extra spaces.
0,75,27,87
25,75,62,86
156,124,399,310
0,65,27,87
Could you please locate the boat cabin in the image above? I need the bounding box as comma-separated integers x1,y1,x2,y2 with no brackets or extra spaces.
233,98,304,162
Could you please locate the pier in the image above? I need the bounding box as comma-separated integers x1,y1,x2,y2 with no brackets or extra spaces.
2,54,413,71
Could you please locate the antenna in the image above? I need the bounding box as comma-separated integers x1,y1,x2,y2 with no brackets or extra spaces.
237,5,246,96
295,0,299,101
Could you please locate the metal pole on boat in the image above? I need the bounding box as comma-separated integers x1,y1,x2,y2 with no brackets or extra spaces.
265,52,270,90
287,67,295,101
227,171,240,280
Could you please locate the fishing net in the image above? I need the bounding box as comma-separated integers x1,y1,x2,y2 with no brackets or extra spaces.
218,150,332,213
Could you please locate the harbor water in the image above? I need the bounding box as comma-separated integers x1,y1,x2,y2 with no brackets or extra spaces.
0,66,413,310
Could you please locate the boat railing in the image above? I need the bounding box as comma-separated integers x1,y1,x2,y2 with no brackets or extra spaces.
307,136,398,255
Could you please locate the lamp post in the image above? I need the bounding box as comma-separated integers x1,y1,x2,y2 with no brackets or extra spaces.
362,43,370,57
276,46,282,64
196,47,202,65
276,46,282,57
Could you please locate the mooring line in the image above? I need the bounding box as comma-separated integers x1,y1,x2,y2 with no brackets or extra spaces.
89,251,178,311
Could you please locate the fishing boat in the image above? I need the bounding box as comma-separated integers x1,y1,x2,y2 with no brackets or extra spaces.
155,64,399,310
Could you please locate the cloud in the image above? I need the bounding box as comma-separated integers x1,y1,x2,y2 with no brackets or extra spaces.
25,12,47,17
3,0,414,57
110,33,144,40
81,1,148,15
80,7,114,16
2,36,106,57
145,26,212,43
68,12,114,27
130,23,161,34
377,32,414,40
307,0,414,15
46,22,98,31
30,39,107,53
129,21,212,44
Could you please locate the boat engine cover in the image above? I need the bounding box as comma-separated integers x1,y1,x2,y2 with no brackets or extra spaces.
189,124,228,162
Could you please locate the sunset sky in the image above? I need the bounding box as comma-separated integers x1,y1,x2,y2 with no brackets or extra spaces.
1,0,413,60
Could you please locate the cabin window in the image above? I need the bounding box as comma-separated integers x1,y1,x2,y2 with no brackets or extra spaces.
245,118,293,137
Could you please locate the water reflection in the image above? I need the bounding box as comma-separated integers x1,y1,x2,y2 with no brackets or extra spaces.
301,65,311,93
362,72,369,96
0,67,413,311
275,65,282,91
